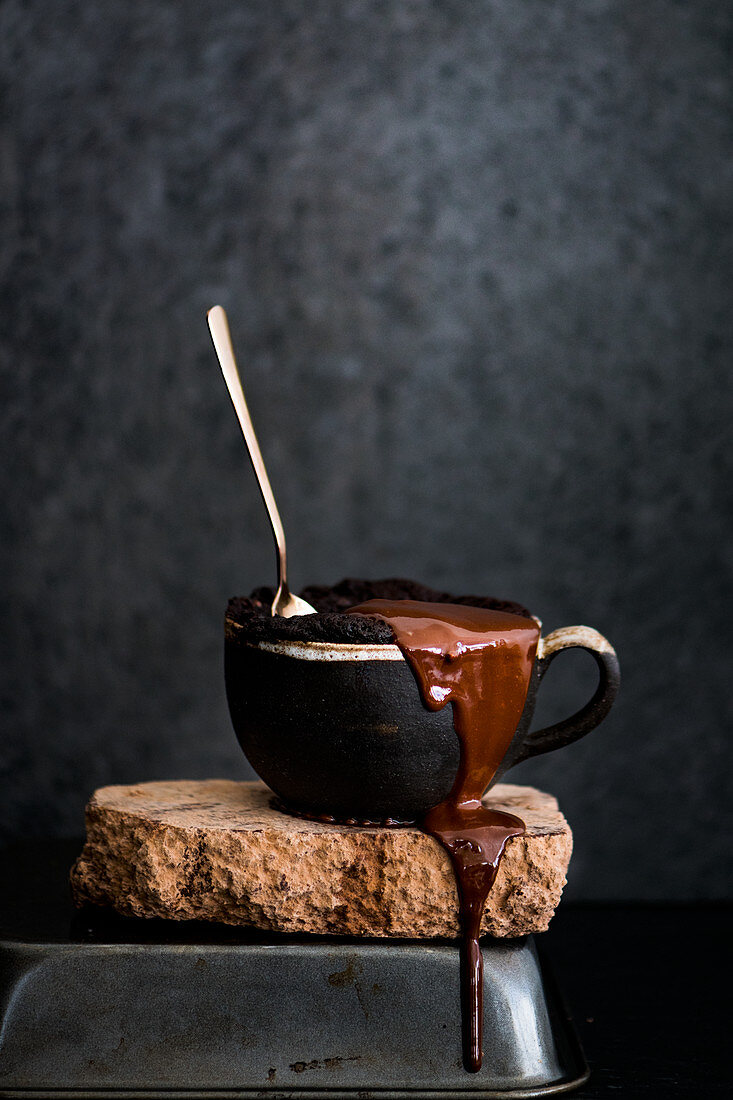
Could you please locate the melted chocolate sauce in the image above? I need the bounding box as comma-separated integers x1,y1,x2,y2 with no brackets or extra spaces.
347,599,540,1072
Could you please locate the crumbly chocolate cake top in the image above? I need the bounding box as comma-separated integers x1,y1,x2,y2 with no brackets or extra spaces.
226,577,532,645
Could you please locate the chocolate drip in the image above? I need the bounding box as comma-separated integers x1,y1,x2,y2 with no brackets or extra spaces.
347,599,540,1073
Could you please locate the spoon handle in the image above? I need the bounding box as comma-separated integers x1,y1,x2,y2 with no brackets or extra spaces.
207,305,288,595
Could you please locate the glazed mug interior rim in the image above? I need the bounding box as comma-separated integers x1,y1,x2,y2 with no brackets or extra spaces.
227,619,615,662
222,613,588,663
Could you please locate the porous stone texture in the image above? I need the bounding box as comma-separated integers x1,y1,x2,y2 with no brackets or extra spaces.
71,780,572,938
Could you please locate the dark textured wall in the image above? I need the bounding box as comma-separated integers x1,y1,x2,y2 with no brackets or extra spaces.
1,1,731,899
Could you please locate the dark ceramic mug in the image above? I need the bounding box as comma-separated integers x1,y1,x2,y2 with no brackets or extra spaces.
225,619,619,823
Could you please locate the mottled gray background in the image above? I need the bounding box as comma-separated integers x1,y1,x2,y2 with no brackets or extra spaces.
1,1,731,899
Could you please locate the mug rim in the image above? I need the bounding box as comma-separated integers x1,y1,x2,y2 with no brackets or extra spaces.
225,615,544,663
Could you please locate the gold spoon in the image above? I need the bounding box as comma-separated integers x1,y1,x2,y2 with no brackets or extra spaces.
207,305,317,618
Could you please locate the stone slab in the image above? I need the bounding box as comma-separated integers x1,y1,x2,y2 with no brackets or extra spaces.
70,780,572,938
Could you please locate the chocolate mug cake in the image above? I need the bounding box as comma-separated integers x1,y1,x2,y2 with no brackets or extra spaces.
225,577,619,824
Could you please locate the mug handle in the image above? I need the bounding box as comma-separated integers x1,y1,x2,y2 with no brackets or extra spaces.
513,626,620,765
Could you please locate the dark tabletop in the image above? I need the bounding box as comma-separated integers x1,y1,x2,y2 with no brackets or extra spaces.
541,901,730,1098
1,841,729,1097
